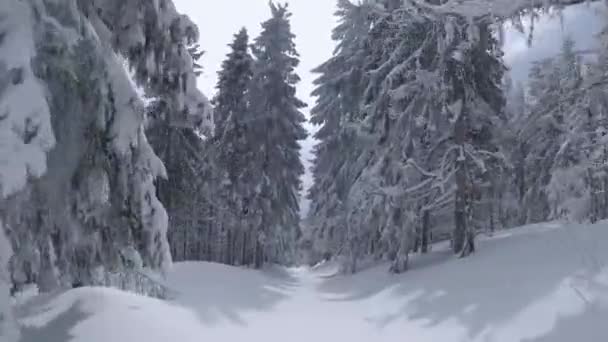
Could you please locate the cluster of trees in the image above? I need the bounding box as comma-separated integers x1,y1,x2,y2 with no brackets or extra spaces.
151,3,307,268
304,0,608,273
0,0,211,338
1,6,310,332
4,0,608,338
512,36,608,224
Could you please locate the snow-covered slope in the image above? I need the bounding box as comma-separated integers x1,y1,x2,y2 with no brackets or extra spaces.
14,221,608,342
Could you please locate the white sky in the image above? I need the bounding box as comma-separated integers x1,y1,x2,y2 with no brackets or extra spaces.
174,0,603,217
504,1,604,83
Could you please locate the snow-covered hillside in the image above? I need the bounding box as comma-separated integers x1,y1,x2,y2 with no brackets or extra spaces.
14,222,608,342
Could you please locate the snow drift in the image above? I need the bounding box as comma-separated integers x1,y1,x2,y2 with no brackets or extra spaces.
14,221,608,342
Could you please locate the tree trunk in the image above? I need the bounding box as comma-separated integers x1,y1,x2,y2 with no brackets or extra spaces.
390,227,411,273
389,248,409,274
489,188,495,234
412,231,420,253
454,150,467,254
183,225,188,261
254,240,264,269
603,173,608,220
421,209,430,254
242,230,249,266
453,193,467,255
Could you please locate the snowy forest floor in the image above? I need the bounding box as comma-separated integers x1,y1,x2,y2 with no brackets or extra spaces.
12,221,608,342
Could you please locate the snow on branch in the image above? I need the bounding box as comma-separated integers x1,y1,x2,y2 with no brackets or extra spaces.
88,0,213,135
0,0,55,197
409,0,598,21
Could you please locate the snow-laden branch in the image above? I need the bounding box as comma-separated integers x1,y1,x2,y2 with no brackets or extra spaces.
408,0,598,21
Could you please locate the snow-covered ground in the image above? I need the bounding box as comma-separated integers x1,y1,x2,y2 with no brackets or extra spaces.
13,221,608,341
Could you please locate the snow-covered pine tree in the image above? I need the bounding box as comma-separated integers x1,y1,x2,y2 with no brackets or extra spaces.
583,24,608,222
521,37,587,222
378,5,506,260
0,212,18,338
0,0,56,335
214,28,253,142
248,2,308,267
306,0,376,266
335,0,421,273
445,19,507,257
211,28,256,266
502,80,528,226
0,221,18,342
2,0,212,295
324,0,507,272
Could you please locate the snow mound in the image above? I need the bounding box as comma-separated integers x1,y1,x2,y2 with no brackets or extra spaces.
14,262,300,342
16,287,205,342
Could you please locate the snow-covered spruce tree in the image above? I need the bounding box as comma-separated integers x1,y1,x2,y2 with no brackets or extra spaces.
306,0,377,266
387,14,509,258
520,37,588,222
500,80,529,227
0,0,55,336
210,28,257,266
146,48,217,264
2,0,211,294
147,119,215,263
332,1,507,271
247,2,308,267
0,221,19,342
334,0,422,274
447,20,507,257
308,0,445,273
583,24,608,222
214,28,253,142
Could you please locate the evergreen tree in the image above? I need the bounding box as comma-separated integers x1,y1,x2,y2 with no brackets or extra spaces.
247,2,308,267
0,0,55,334
1,0,211,295
307,0,507,273
0,221,18,342
214,28,254,141
521,38,586,222
306,0,376,266
211,28,256,266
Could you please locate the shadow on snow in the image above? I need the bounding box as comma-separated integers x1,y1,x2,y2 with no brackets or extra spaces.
316,222,608,340
167,262,300,326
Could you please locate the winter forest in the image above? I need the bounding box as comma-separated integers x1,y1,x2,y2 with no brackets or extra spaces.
3,0,608,341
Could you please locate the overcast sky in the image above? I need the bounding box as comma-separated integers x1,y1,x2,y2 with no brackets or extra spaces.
504,1,604,83
174,0,603,216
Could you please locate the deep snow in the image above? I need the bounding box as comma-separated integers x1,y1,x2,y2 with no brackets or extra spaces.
13,221,608,342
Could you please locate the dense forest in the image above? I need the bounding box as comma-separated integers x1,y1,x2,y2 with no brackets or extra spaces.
1,0,608,340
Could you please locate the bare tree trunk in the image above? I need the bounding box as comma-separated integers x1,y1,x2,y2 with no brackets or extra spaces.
603,173,608,220
183,225,188,261
226,228,234,265
489,187,496,234
254,240,264,269
195,218,201,261
242,229,249,266
588,169,597,223
390,228,411,274
412,229,420,254
206,219,212,261
454,122,468,255
421,209,430,254
348,236,358,274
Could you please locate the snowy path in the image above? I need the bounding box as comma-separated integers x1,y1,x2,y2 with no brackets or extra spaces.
15,222,608,342
160,222,608,342
180,265,389,342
